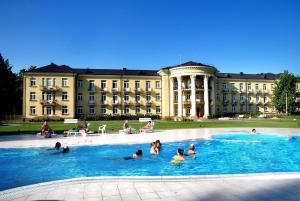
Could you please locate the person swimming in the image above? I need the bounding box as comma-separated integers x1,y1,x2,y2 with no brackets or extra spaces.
172,148,186,164
54,142,61,150
121,150,143,160
62,146,69,153
187,144,197,155
155,140,162,151
150,142,159,155
251,129,257,134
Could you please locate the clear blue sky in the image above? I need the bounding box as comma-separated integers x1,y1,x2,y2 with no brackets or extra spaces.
1,0,300,74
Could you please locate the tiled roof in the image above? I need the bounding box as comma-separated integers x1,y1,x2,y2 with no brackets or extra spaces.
216,72,281,80
27,63,159,76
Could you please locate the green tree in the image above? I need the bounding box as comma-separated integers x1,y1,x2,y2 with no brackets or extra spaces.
0,54,18,120
272,71,298,113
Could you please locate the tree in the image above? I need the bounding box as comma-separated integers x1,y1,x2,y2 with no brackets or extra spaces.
272,71,298,113
0,54,18,120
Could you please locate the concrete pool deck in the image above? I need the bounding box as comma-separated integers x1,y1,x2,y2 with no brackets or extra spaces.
1,127,300,201
0,127,300,148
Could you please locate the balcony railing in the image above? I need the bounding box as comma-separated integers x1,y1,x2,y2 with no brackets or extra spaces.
101,87,108,92
223,89,229,93
39,85,59,91
124,100,130,105
135,88,141,92
240,100,245,104
88,87,96,92
223,100,229,105
184,99,191,104
40,99,58,105
112,88,119,92
232,100,237,105
112,100,119,105
124,88,130,92
146,100,152,104
146,88,152,92
135,100,142,105
101,100,107,105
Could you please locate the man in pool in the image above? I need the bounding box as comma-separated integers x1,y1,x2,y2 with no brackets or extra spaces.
172,148,186,163
109,150,143,160
187,144,197,155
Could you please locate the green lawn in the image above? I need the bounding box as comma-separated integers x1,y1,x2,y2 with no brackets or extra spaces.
0,116,299,135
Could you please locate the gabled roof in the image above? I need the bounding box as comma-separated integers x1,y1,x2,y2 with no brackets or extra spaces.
216,72,281,80
28,63,74,73
162,61,215,69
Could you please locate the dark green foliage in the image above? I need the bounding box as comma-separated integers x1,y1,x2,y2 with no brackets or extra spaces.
272,71,298,113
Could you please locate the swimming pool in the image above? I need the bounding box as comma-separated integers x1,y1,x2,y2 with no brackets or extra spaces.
1,133,300,190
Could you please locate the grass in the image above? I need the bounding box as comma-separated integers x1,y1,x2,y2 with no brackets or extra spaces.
0,115,299,135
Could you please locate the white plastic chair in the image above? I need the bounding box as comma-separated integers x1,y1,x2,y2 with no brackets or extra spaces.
98,125,107,134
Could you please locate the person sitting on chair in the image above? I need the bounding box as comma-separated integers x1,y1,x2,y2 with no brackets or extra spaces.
123,120,132,134
140,121,153,132
78,120,89,132
41,121,52,138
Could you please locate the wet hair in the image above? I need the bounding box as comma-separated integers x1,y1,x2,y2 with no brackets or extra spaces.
136,150,143,156
150,142,155,147
62,146,69,153
178,149,184,156
252,129,256,133
155,140,161,144
55,142,61,149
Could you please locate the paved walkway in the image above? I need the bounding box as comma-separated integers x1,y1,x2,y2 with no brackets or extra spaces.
2,174,300,201
0,128,299,148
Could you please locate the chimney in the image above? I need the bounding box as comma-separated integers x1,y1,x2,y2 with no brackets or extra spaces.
123,67,127,71
240,72,243,75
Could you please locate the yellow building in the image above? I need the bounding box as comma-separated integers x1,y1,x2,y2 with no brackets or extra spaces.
23,61,295,120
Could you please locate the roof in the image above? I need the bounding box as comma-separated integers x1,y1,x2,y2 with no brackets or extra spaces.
216,72,281,80
27,63,159,76
162,61,215,70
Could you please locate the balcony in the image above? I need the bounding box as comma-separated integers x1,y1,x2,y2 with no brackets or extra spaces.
240,100,245,104
88,87,96,92
101,87,108,92
196,85,204,90
40,99,58,105
88,100,96,105
135,100,142,105
39,85,59,91
256,89,262,93
248,89,254,93
146,88,152,92
223,100,229,105
123,88,130,92
182,87,191,91
184,99,191,104
263,89,269,94
135,88,141,92
112,88,119,92
231,89,237,93
196,99,204,104
264,100,269,104
232,100,238,105
223,89,229,93
240,89,245,93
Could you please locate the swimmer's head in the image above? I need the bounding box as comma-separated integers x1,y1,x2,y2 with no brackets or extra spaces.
178,148,184,156
189,144,195,150
136,150,143,157
55,142,61,149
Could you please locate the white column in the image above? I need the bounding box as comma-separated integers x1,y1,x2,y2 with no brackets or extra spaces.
177,76,183,117
211,77,215,115
169,78,174,116
190,75,196,117
204,75,210,118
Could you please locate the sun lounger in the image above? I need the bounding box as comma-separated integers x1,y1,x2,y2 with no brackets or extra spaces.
139,118,155,133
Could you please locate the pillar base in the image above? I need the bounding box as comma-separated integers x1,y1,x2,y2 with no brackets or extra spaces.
203,115,210,119
190,115,197,120
174,116,183,121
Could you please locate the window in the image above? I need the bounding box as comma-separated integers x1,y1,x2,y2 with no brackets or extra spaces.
45,92,54,100
155,93,161,101
186,92,191,100
256,106,260,112
124,106,129,114
30,78,36,86
124,80,129,89
62,78,68,87
101,94,106,103
30,92,36,101
113,94,118,103
264,96,268,103
135,94,141,102
136,106,141,114
113,106,118,114
223,106,227,113
146,106,151,113
216,83,219,90
89,107,95,114
264,106,268,112
186,107,190,115
255,83,259,90
185,79,191,89
231,83,235,90
271,84,274,90
248,96,252,102
135,81,140,90
256,95,259,102
101,80,106,89
77,93,83,101
112,80,118,89
146,94,151,102
156,106,161,113
146,81,151,89
240,83,244,91
62,92,68,100
222,83,227,89
89,80,95,91
62,106,68,114
248,104,252,111
240,106,244,113
223,93,227,101
263,84,267,91
248,83,252,91
46,106,52,115
30,106,36,115
124,94,129,101
155,81,161,88
101,106,106,114
232,105,236,113
77,106,83,114
77,80,83,88
46,78,54,87
89,93,95,101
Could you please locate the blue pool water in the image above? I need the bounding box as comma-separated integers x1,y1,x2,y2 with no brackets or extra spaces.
1,133,300,190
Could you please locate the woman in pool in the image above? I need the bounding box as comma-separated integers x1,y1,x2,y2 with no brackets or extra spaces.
172,148,186,163
54,142,61,150
150,142,159,154
251,128,257,134
155,140,162,151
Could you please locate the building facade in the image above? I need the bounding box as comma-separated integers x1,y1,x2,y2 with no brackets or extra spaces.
23,61,298,120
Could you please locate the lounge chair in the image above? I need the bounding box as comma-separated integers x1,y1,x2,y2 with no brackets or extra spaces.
141,122,155,133
98,124,107,134
119,128,136,134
